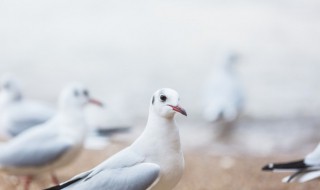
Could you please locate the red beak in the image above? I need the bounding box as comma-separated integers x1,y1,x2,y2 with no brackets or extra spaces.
168,105,187,116
89,98,104,107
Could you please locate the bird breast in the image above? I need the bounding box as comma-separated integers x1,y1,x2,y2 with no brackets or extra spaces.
149,150,184,190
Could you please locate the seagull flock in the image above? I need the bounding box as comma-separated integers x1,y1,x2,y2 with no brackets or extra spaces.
0,74,188,190
0,52,318,190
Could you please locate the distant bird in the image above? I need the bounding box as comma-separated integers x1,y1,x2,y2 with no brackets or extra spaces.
262,143,320,183
84,126,131,150
84,105,132,150
0,74,54,137
0,83,103,190
45,88,187,190
203,51,244,123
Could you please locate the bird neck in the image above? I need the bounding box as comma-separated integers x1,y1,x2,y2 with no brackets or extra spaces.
148,113,176,129
59,107,86,126
59,104,84,115
57,107,87,140
132,111,181,155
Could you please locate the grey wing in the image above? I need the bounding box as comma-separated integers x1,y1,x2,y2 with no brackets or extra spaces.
282,169,320,183
52,163,160,190
7,117,49,136
7,101,54,136
0,128,72,167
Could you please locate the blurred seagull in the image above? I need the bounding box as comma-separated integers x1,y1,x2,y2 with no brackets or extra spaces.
203,51,244,123
84,105,132,150
0,83,103,190
45,88,187,190
0,74,54,137
262,143,320,183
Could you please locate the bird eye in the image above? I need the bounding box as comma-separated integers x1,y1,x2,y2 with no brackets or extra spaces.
160,95,167,102
74,90,79,97
83,90,89,97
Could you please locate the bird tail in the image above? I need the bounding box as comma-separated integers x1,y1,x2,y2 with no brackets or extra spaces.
43,173,85,190
262,160,307,172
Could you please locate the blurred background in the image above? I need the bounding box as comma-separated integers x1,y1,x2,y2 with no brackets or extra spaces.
0,0,320,189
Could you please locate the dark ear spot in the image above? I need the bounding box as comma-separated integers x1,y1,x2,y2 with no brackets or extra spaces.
152,96,155,104
83,90,89,97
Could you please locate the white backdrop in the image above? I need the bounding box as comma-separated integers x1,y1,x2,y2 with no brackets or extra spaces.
0,0,319,120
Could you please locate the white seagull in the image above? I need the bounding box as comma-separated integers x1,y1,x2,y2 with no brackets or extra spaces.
0,83,103,190
0,74,55,137
262,143,320,183
45,88,187,190
203,51,244,123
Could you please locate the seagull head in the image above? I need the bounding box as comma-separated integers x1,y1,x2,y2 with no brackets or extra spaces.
59,83,103,110
0,74,22,103
150,88,187,118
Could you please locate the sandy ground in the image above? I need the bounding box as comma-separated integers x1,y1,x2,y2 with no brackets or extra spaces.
0,117,319,190
0,145,318,190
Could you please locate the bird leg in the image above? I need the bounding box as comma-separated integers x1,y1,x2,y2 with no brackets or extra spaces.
50,172,59,185
22,176,32,190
